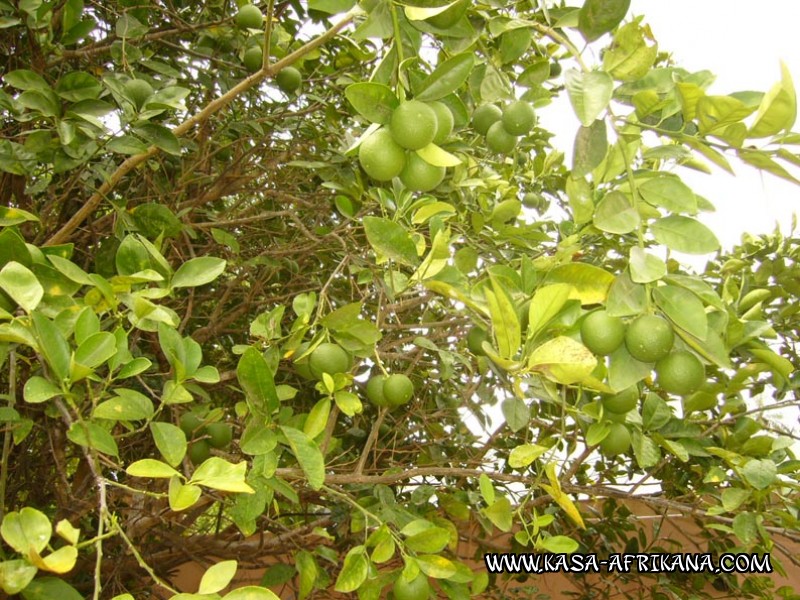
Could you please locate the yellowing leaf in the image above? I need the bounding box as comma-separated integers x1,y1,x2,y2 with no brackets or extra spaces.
528,337,597,384
541,483,586,530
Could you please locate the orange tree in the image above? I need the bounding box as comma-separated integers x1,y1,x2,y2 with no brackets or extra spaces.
0,0,798,598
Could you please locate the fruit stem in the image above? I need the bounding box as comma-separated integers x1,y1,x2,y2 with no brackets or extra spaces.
390,3,406,98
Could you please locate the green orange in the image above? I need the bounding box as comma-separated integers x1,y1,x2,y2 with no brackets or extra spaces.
358,128,406,181
625,314,674,363
501,100,535,136
656,350,705,396
308,342,352,379
390,100,438,150
236,4,262,29
400,153,445,192
472,104,502,135
486,121,517,154
581,310,626,356
383,374,414,407
599,423,631,457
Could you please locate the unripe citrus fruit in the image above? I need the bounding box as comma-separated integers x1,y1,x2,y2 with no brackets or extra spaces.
501,100,535,136
390,100,438,150
308,342,352,378
599,422,631,457
188,439,211,465
243,46,263,72
472,104,502,135
625,314,674,363
124,79,153,109
467,326,490,356
426,0,467,29
522,192,544,209
275,67,301,93
486,120,517,154
366,375,389,407
236,4,263,29
581,310,626,356
656,350,705,396
548,61,562,78
602,386,638,414
429,101,454,144
207,422,233,449
358,128,406,181
400,153,445,192
383,373,414,407
393,572,430,600
179,412,203,437
293,342,314,380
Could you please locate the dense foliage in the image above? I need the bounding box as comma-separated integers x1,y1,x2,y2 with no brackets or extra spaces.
0,0,798,598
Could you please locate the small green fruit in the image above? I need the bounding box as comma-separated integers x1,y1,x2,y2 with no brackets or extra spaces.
656,350,705,396
467,326,490,356
207,423,233,449
581,310,626,356
390,100,438,150
188,439,211,465
308,343,352,379
179,412,203,437
429,101,454,145
602,386,639,414
383,374,413,407
625,315,674,363
472,104,502,135
275,66,301,93
501,100,535,136
392,572,431,600
243,46,263,73
358,128,406,181
366,375,389,407
236,4,263,29
599,423,631,457
486,121,517,154
399,153,445,192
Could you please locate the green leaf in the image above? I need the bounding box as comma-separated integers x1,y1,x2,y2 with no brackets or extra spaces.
565,69,613,126
32,313,70,381
478,473,495,505
199,560,238,595
334,546,368,593
629,247,666,283
578,0,630,41
565,175,594,225
134,123,181,155
631,430,661,468
406,527,450,553
126,459,181,479
150,422,187,467
309,0,356,14
0,559,37,595
93,389,154,421
74,331,116,369
538,535,579,554
1,507,52,555
19,577,83,600
501,397,529,432
651,216,720,254
172,257,226,288
36,545,77,574
304,398,330,439
333,391,362,417
642,393,672,430
23,376,62,404
280,426,325,490
653,285,708,339
543,263,614,305
508,443,547,469
191,458,254,493
416,53,474,102
608,344,653,390
528,337,597,385
485,277,520,359
168,476,202,512
116,13,147,38
345,82,398,124
295,549,318,598
223,587,280,600
0,261,43,311
118,357,153,379
362,216,419,267
572,120,607,177
732,512,758,545
67,422,119,457
638,175,697,214
527,283,572,340
55,72,102,102
237,347,280,415
416,554,457,579
3,70,49,92
741,458,777,490
602,19,658,82
483,496,513,532
749,62,796,138
412,201,456,224
222,585,281,600
415,143,461,167
594,191,639,234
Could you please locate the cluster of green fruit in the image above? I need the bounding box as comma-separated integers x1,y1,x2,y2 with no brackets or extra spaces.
235,4,302,93
365,372,414,408
471,100,536,154
179,412,233,465
358,99,455,192
580,311,706,396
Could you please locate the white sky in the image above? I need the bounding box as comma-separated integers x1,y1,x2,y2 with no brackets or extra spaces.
539,0,800,250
